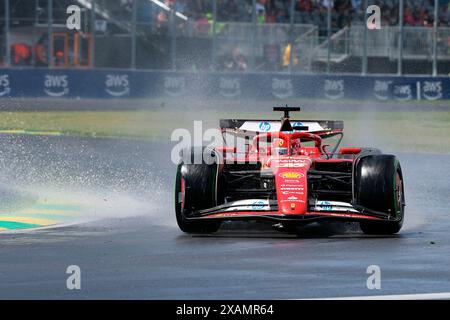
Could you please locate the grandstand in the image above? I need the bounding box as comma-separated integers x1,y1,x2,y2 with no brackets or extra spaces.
1,0,450,74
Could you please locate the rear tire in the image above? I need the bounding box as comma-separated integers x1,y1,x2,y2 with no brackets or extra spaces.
174,150,221,234
355,155,405,235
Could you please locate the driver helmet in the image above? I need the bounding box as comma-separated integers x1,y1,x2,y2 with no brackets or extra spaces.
291,138,302,155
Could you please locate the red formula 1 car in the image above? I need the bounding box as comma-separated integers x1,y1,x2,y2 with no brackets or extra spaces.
175,106,405,235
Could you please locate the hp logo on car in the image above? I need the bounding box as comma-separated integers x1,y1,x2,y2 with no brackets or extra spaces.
259,121,271,132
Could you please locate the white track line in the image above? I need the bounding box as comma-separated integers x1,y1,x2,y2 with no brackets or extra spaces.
308,292,450,300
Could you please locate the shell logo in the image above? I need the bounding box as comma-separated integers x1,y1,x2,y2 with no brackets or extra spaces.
279,172,304,179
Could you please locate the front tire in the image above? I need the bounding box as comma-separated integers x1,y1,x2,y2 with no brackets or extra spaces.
175,156,221,234
355,155,405,235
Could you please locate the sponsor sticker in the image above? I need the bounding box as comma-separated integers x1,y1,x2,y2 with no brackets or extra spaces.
251,201,266,210
259,121,272,132
281,191,304,195
273,158,311,168
279,172,304,179
280,187,304,191
291,121,307,131
277,162,307,168
278,158,307,162
280,199,305,203
314,200,359,212
280,185,304,189
280,179,301,183
319,201,332,211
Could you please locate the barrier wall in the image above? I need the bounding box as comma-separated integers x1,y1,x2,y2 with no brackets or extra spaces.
0,68,448,101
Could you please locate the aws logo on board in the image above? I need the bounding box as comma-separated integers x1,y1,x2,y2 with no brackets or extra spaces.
0,75,11,97
105,74,130,97
422,81,442,101
219,77,241,98
393,84,412,101
272,78,293,99
324,79,344,100
373,80,392,100
44,75,69,97
164,76,187,97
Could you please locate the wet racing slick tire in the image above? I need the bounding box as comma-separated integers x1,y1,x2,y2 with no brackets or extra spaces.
355,155,405,235
175,149,221,234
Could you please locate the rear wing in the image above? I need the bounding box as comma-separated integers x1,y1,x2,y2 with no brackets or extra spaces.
220,119,344,137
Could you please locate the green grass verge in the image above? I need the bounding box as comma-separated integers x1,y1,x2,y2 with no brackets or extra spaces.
0,108,449,154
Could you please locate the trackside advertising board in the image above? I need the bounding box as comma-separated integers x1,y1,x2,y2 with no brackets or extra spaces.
0,69,447,101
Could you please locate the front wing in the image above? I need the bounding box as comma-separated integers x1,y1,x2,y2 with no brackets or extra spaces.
185,199,398,224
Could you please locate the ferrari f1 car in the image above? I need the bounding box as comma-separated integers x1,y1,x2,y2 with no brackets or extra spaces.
175,106,405,235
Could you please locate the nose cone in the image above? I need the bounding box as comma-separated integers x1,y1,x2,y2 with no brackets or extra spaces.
269,157,311,214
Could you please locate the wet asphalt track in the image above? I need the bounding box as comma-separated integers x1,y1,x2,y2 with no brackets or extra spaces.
0,133,449,299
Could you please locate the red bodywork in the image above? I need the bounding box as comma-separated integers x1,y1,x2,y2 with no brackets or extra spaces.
185,124,384,224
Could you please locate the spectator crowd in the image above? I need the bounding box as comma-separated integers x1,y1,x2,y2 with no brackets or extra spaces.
145,0,450,32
